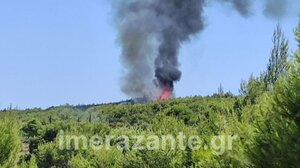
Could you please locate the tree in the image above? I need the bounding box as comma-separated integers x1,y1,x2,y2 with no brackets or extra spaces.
218,83,224,96
249,20,300,168
273,23,300,127
239,74,266,104
22,120,44,154
68,153,90,168
240,24,289,104
0,114,21,167
264,24,289,90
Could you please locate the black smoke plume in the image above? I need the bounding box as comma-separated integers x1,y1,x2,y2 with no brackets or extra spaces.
113,0,206,99
113,0,289,99
153,0,205,92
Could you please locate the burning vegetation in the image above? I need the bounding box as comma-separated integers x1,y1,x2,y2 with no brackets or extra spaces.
113,0,289,101
158,85,171,101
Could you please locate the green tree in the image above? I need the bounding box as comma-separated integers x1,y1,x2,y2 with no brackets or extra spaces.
239,74,266,104
240,25,290,104
0,114,21,167
249,21,300,168
28,155,38,168
264,24,289,89
273,26,300,127
68,153,90,168
22,120,44,154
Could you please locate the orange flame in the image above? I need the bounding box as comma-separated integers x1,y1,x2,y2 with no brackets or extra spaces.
158,85,171,101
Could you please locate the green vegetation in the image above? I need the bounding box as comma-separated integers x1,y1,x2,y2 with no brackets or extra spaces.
1,23,300,167
0,114,21,168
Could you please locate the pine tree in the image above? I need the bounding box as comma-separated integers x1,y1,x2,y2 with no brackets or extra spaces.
0,114,21,167
273,22,300,127
264,24,289,90
250,19,300,168
217,83,224,96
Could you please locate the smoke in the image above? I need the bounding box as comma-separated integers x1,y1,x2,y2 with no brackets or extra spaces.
217,0,289,18
264,0,288,18
219,0,252,17
114,0,206,99
153,0,205,91
113,0,290,99
113,0,160,99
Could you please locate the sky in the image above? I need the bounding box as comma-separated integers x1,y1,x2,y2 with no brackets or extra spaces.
0,0,299,109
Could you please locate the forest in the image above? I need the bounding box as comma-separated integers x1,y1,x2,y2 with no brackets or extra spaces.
0,21,300,168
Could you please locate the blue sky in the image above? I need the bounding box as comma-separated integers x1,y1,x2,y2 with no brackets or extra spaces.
0,0,299,109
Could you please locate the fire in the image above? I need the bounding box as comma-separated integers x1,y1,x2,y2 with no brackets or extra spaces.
158,85,171,101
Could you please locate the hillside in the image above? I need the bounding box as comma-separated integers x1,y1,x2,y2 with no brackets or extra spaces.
2,96,253,167
1,89,299,167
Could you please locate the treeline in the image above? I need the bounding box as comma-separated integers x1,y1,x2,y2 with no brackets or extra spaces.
1,23,300,167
